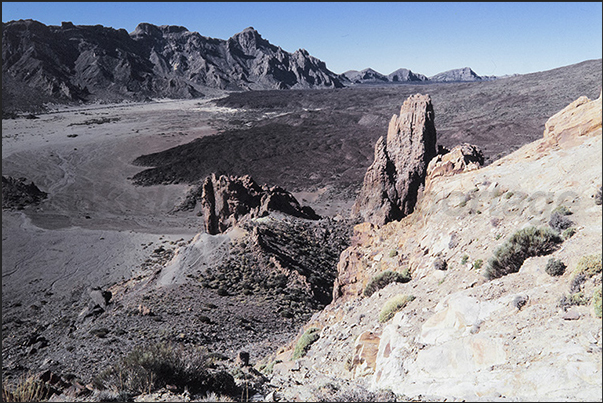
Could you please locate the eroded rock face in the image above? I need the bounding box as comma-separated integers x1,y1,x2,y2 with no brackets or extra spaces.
542,90,602,147
196,173,320,234
425,143,484,189
351,94,437,226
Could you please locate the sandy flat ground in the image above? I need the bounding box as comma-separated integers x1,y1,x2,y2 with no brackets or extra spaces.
2,98,235,304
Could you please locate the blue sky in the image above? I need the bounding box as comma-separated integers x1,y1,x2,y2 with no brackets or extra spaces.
2,2,602,77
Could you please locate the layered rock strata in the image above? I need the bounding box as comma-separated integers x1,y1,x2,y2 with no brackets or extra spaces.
351,93,437,226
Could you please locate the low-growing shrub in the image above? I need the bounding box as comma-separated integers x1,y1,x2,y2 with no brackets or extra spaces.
473,259,483,270
93,342,235,396
573,253,602,279
593,288,602,318
378,295,415,323
545,258,566,276
363,269,411,297
2,373,50,402
549,205,574,232
562,227,576,239
292,327,321,360
484,226,563,280
388,249,397,258
460,254,469,265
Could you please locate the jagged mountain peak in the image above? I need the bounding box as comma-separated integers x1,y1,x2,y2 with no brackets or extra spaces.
2,19,344,110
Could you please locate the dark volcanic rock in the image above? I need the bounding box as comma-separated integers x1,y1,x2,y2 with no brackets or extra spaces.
2,175,47,209
428,67,494,82
191,174,320,234
2,20,344,111
351,93,437,226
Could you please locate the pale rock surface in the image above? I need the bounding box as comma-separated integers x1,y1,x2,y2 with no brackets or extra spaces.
425,143,484,190
270,93,602,402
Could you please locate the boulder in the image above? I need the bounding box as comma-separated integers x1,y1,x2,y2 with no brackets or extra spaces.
425,143,484,188
200,173,320,235
351,94,437,226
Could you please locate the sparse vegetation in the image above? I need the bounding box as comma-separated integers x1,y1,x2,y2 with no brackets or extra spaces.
562,227,576,239
472,259,483,270
460,254,469,265
593,288,602,318
572,253,602,279
2,373,50,402
363,269,411,297
549,205,574,232
292,327,321,360
312,382,397,402
93,342,236,397
388,249,398,258
378,294,415,323
484,226,563,280
545,258,566,276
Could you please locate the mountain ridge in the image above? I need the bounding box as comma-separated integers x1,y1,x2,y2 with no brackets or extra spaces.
1,19,345,112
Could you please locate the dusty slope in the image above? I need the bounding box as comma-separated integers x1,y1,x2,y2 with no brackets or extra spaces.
268,94,602,401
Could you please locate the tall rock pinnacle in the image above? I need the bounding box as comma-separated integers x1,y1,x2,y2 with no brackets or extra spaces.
351,93,437,226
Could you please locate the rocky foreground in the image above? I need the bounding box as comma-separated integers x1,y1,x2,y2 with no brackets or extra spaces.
2,88,601,401
267,91,602,401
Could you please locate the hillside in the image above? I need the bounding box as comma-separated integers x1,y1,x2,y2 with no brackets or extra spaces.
267,92,602,401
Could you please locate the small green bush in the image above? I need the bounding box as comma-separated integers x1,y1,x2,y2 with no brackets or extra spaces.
388,249,398,258
562,227,576,239
473,259,483,270
292,327,321,360
551,205,572,216
545,258,566,276
573,253,602,279
460,254,469,265
593,288,602,318
363,270,411,297
484,226,563,280
378,295,415,323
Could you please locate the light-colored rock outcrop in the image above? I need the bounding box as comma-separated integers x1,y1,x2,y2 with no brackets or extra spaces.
425,143,484,190
270,93,602,402
543,90,602,148
351,94,437,226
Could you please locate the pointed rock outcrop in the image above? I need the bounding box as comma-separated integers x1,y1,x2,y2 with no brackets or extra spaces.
198,174,320,235
351,94,437,226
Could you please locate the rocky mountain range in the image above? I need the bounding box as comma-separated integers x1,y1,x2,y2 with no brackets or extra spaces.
3,19,501,113
341,66,495,85
1,20,344,111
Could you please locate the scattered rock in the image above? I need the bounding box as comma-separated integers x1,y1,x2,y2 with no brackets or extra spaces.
433,258,448,271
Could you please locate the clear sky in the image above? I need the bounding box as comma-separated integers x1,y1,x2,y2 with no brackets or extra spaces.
2,2,602,77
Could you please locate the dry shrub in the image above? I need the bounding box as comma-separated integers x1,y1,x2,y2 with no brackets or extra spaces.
484,226,562,280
